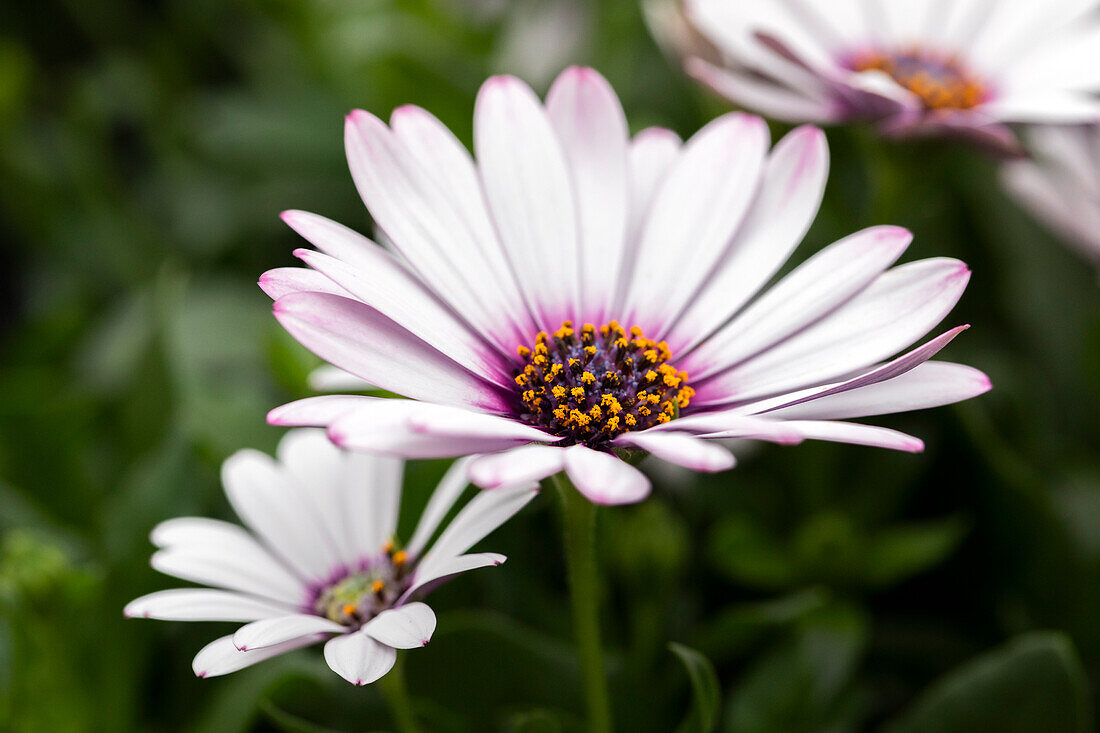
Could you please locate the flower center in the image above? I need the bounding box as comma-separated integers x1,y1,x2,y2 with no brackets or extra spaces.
313,543,410,626
848,49,986,110
513,321,693,448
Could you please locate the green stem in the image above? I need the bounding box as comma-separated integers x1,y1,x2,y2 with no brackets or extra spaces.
379,654,421,733
550,472,613,733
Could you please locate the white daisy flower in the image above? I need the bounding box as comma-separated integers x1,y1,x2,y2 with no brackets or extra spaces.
678,0,1100,153
124,430,536,684
263,67,990,506
1002,124,1100,270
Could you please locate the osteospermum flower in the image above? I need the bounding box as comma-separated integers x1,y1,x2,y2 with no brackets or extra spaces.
263,67,990,506
678,0,1100,153
124,430,535,684
1002,124,1100,270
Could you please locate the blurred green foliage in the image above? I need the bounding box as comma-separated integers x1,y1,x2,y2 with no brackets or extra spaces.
1,0,1099,730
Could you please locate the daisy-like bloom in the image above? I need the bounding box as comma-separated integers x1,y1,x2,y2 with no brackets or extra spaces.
677,0,1100,154
262,66,990,506
1002,124,1100,270
124,430,536,684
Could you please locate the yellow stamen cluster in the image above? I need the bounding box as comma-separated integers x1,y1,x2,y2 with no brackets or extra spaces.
850,49,986,111
514,321,694,447
312,537,412,627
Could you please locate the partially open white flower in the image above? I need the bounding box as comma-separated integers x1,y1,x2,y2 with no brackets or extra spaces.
125,429,536,684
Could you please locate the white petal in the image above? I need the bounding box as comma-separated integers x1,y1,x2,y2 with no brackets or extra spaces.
259,267,349,300
403,552,507,598
546,67,630,320
982,92,1100,124
193,633,323,679
284,212,512,387
475,74,580,326
688,225,912,378
273,291,509,412
323,630,398,686
696,258,971,405
362,602,437,649
767,362,991,421
759,420,925,453
627,128,682,242
405,457,473,558
468,445,568,489
326,400,557,459
124,589,295,622
222,448,340,581
275,429,356,559
614,431,736,473
340,450,405,564
344,110,517,344
685,58,839,124
624,112,769,338
670,125,829,352
308,365,375,392
416,485,538,579
149,518,304,604
735,325,972,416
653,413,805,445
268,395,379,427
233,614,346,651
388,104,536,346
563,446,651,505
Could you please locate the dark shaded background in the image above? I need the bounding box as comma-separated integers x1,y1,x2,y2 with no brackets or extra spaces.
2,1,1099,730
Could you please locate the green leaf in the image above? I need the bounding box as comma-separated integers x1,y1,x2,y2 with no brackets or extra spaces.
692,589,830,661
725,603,867,733
882,632,1092,733
670,643,721,733
862,516,969,587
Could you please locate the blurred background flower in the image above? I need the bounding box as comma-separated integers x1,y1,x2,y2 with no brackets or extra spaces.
1002,124,1100,273
2,0,1099,731
661,0,1100,154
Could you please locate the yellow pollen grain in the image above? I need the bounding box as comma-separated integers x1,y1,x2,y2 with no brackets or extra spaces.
581,371,596,385
571,387,586,400
552,385,567,399
371,580,385,593
392,550,408,566
343,603,357,616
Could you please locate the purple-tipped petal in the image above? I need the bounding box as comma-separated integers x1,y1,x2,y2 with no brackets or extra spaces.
362,602,437,649
323,630,397,686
